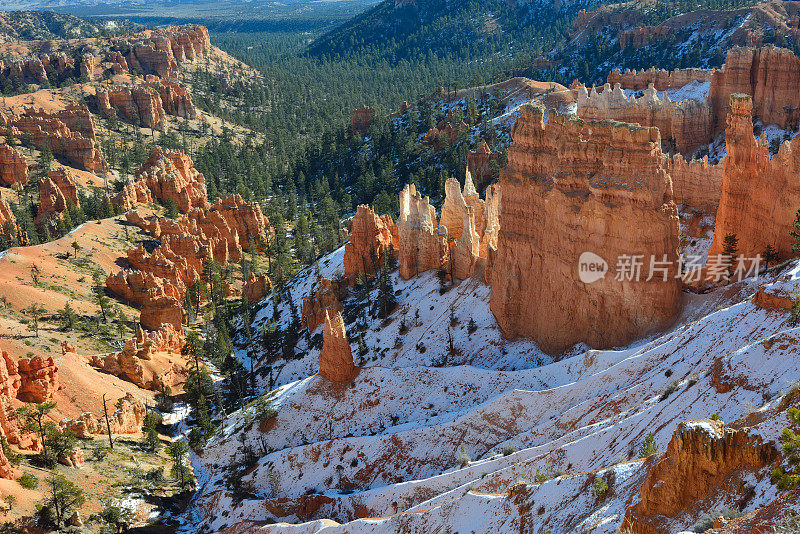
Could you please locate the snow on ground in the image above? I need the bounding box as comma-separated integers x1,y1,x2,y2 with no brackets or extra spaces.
184,241,800,533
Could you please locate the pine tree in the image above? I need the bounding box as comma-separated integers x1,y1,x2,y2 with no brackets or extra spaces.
791,209,800,254
771,407,800,491
722,233,739,272
763,244,779,269
376,256,397,319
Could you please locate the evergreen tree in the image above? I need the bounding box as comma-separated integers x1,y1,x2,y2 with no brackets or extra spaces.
791,209,800,254
763,244,779,269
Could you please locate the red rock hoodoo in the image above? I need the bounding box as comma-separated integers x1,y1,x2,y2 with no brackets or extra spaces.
707,93,800,261
61,393,146,438
319,310,356,383
343,205,398,278
96,79,196,130
466,140,499,189
397,184,449,280
350,107,373,135
243,273,272,304
302,277,344,333
489,104,681,354
38,167,79,218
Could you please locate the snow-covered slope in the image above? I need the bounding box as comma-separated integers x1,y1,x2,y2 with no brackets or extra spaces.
185,252,800,534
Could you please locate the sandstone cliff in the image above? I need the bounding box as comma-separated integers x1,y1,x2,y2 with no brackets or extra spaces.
243,273,272,304
319,310,356,383
708,94,800,261
622,419,779,534
489,105,681,354
61,393,146,438
665,153,724,212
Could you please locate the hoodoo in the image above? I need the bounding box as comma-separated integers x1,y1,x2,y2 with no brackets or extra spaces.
319,310,356,383
489,104,681,353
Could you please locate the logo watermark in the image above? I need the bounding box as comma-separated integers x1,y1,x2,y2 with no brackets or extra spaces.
577,253,763,284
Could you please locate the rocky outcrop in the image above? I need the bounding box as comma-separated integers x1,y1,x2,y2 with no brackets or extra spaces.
709,46,800,131
350,107,373,135
577,82,714,154
243,273,271,304
58,448,85,468
607,66,715,91
140,295,184,331
398,184,448,280
343,205,398,278
0,143,28,187
302,278,344,333
61,393,146,438
0,349,61,478
319,310,356,383
0,104,106,173
96,78,196,130
38,167,79,217
466,140,499,189
89,324,186,390
0,199,18,237
621,419,779,534
122,25,211,79
114,147,208,213
707,94,800,261
489,104,681,354
16,355,59,403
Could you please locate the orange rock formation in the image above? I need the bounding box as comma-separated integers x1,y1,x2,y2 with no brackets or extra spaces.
466,140,499,189
343,205,398,278
622,419,779,534
61,393,146,438
319,310,356,383
489,104,681,354
96,78,196,130
243,273,271,304
0,104,106,173
350,107,373,135
708,94,800,261
398,184,448,280
0,143,28,187
38,167,79,217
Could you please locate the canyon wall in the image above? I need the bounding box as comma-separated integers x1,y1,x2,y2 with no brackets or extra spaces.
665,154,724,211
577,83,714,154
489,104,681,354
607,67,715,91
708,93,800,260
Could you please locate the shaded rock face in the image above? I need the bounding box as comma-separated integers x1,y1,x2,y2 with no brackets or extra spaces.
38,167,79,218
319,310,356,383
665,153,724,212
243,273,271,304
708,94,800,261
0,104,106,173
622,420,779,534
343,205,398,278
710,45,800,131
302,278,344,333
489,105,681,354
114,147,208,213
466,140,499,190
96,78,196,130
398,183,448,280
61,393,146,438
578,82,714,154
0,143,28,187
